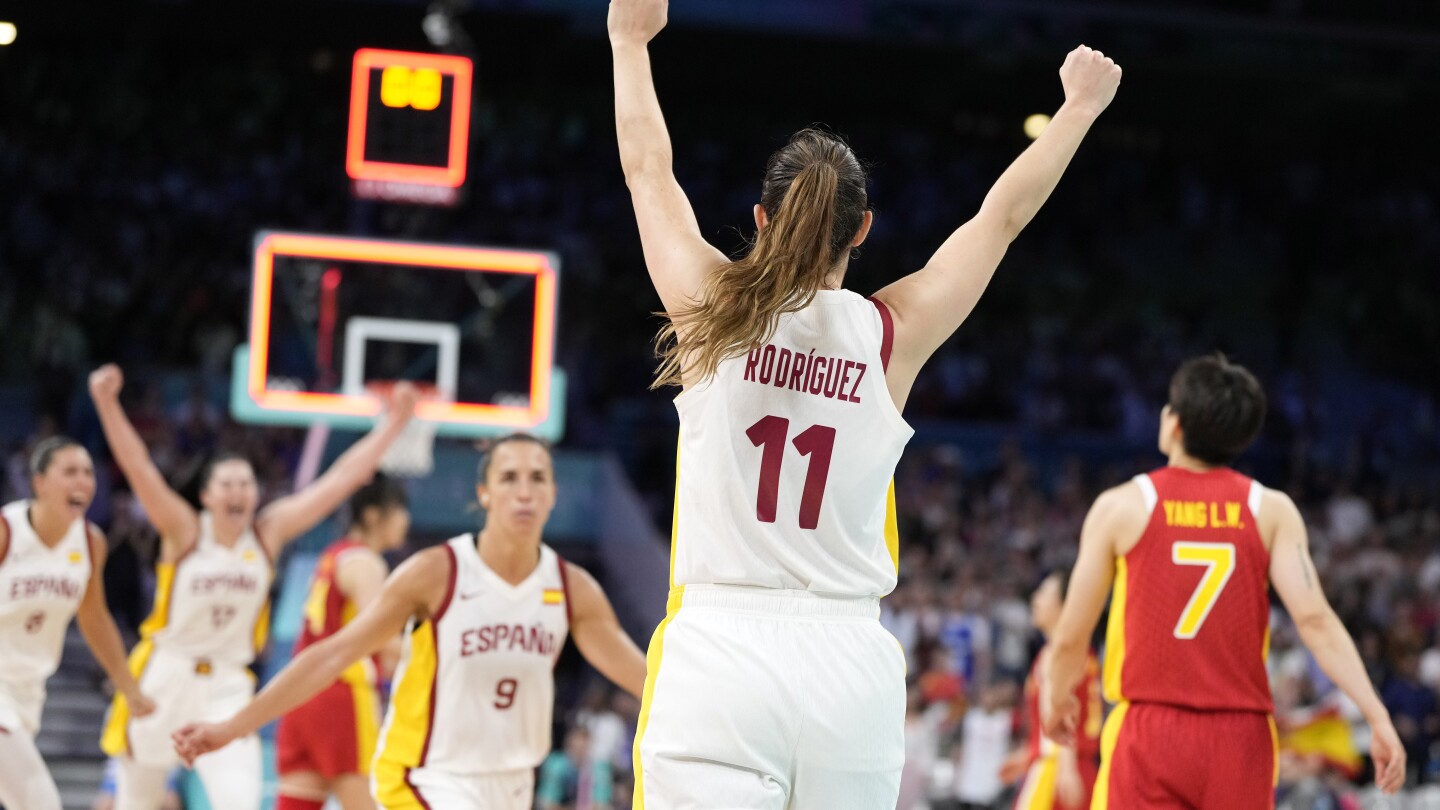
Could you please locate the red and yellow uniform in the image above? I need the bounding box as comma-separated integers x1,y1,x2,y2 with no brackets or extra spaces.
1014,647,1101,810
276,539,382,779
1097,467,1278,809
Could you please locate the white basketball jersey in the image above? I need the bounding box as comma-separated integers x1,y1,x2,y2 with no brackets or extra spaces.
376,536,570,777
0,501,91,693
138,512,272,667
672,290,913,597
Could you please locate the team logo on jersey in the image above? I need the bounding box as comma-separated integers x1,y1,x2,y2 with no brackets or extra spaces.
67,551,83,564
542,588,564,605
24,610,46,634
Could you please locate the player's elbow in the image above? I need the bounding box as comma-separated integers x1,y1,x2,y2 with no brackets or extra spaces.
1292,604,1339,640
619,143,673,186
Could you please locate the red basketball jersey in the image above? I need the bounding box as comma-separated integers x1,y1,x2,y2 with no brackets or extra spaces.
1104,467,1272,713
295,538,368,656
1025,645,1102,763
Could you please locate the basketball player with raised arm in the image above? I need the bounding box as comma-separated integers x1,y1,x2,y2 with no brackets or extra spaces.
1043,355,1406,807
88,364,417,810
1,438,156,810
173,434,648,810
610,0,1122,805
274,474,411,810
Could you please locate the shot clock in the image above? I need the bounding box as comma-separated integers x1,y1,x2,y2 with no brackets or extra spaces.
346,48,473,205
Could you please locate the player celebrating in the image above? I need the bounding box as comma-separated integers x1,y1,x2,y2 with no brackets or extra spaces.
89,364,417,810
609,0,1121,804
173,434,648,810
0,437,156,810
1043,355,1406,807
1006,570,1099,810
274,474,411,810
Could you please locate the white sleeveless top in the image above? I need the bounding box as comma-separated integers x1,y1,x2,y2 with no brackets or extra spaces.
138,512,273,667
377,536,570,774
0,501,92,695
672,289,913,597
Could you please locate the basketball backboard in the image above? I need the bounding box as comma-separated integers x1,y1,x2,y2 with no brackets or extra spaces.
230,231,565,440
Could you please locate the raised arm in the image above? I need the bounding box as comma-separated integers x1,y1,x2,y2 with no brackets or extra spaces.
88,365,197,550
74,525,155,718
1042,483,1142,745
171,546,449,764
609,0,729,314
254,386,417,556
873,46,1121,406
1266,488,1406,794
565,562,647,698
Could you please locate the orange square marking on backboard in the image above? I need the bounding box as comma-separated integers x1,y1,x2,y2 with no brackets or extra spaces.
346,49,473,188
248,233,556,428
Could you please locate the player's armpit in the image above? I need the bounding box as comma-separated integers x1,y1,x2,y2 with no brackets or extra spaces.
565,562,647,697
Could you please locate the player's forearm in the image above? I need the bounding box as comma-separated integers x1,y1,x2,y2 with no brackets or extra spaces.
612,42,674,183
1046,633,1089,699
971,103,1098,240
225,641,358,738
1296,610,1389,726
77,610,144,701
92,397,157,482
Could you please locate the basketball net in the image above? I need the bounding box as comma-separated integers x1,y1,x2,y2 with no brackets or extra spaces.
367,381,439,478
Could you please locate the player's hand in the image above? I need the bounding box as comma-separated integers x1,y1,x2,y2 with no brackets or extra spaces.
1059,45,1122,118
998,747,1028,783
172,721,237,766
127,691,157,718
388,381,420,423
88,364,125,402
1369,719,1407,794
608,0,667,47
1056,759,1085,807
1041,688,1079,748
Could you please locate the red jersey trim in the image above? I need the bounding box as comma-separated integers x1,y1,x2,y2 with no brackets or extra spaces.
868,297,895,372
0,513,11,567
557,555,574,626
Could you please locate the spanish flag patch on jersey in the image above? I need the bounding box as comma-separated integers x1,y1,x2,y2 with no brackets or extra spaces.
542,588,564,605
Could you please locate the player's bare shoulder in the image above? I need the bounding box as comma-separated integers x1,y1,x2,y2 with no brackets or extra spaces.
1255,485,1304,553
1087,478,1152,556
387,544,457,621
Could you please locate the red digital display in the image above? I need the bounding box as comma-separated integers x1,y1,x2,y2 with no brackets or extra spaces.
346,49,473,198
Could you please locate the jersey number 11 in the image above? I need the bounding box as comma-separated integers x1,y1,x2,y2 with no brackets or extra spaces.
746,415,836,530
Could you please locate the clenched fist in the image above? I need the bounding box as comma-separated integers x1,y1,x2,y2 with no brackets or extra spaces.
1060,45,1123,118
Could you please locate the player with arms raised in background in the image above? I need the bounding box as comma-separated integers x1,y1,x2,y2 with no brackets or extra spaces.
1043,355,1406,807
89,364,417,810
609,0,1122,805
274,474,411,810
174,435,648,810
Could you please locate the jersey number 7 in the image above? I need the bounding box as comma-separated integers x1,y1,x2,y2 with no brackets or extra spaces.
1171,542,1236,639
745,416,836,530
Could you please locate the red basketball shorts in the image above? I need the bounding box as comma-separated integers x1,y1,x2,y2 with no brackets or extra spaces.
276,678,380,779
1095,701,1277,809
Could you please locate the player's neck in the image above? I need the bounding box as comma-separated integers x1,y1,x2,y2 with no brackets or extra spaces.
27,504,71,548
1165,450,1218,474
475,528,542,585
348,528,388,553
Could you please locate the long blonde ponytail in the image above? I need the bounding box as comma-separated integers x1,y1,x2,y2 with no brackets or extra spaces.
653,129,868,388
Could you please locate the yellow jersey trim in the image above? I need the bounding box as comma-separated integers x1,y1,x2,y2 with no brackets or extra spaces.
632,586,685,810
1092,700,1131,810
1102,557,1128,702
883,479,900,572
